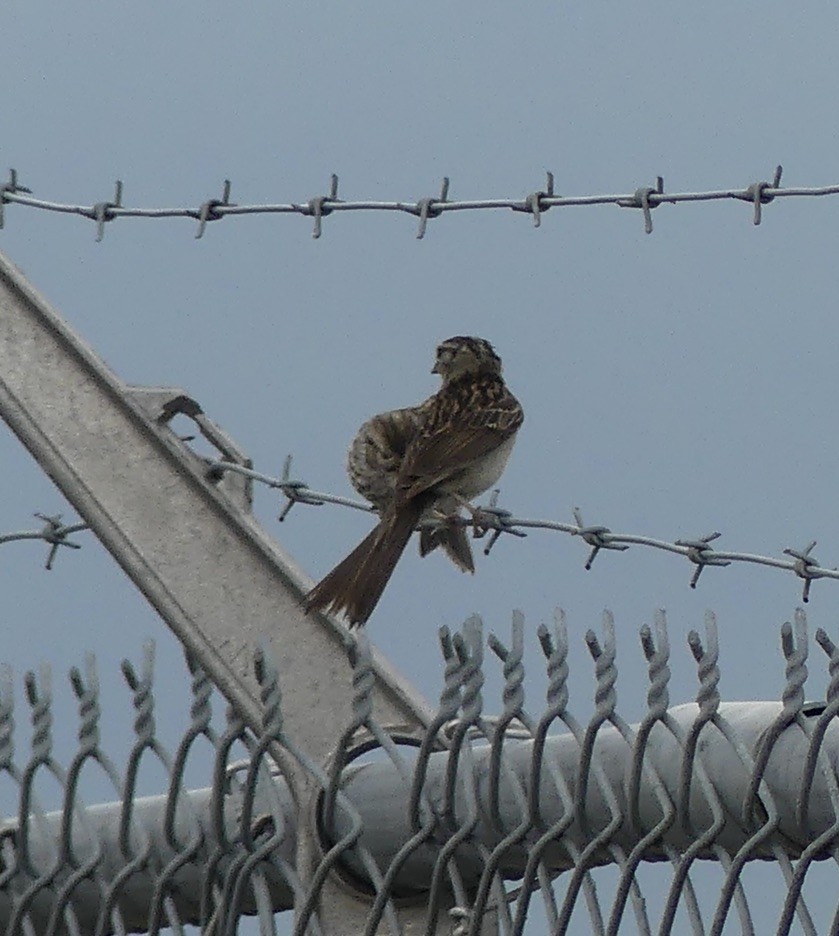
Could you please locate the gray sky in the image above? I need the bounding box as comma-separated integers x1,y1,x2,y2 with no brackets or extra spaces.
3,3,839,931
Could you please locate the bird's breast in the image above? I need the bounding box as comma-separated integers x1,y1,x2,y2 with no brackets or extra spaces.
440,434,517,499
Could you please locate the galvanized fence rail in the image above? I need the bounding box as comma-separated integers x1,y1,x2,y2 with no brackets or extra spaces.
2,608,839,935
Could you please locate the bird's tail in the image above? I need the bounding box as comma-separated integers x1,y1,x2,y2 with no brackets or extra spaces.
305,500,425,627
419,525,475,573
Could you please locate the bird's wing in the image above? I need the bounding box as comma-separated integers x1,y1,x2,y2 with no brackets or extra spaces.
372,405,427,459
397,387,522,500
351,407,422,474
347,402,434,508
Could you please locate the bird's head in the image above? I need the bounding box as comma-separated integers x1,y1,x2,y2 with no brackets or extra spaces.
431,336,502,382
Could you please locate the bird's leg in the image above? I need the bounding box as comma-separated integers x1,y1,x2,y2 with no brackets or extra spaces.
445,493,488,537
426,500,465,528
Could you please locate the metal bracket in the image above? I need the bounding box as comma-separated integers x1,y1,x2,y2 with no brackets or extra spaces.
126,386,254,512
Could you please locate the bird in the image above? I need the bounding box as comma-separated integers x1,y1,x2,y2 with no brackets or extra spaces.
306,336,523,627
347,403,476,573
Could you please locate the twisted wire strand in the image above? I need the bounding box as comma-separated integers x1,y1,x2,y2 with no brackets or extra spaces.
6,454,839,606
2,165,836,240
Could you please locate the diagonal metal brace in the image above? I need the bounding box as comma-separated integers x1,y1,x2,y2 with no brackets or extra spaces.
0,249,434,769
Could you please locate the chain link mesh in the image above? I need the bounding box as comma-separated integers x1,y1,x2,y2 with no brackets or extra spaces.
2,610,839,934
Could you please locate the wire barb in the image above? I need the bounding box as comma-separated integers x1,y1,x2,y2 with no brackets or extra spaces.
412,177,449,239
572,507,630,569
618,176,666,233
783,540,825,603
294,174,340,239
468,489,527,556
511,171,555,228
275,455,327,521
34,513,84,570
0,169,32,229
0,513,88,570
194,179,234,239
674,531,731,588
88,180,123,242
737,165,783,225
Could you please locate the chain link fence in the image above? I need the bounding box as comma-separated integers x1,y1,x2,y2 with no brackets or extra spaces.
2,608,839,935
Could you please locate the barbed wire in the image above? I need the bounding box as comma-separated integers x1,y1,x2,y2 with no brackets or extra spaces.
4,454,839,603
0,513,89,569
3,164,838,241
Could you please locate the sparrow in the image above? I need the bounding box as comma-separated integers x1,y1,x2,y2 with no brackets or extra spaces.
306,336,523,627
347,404,475,573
